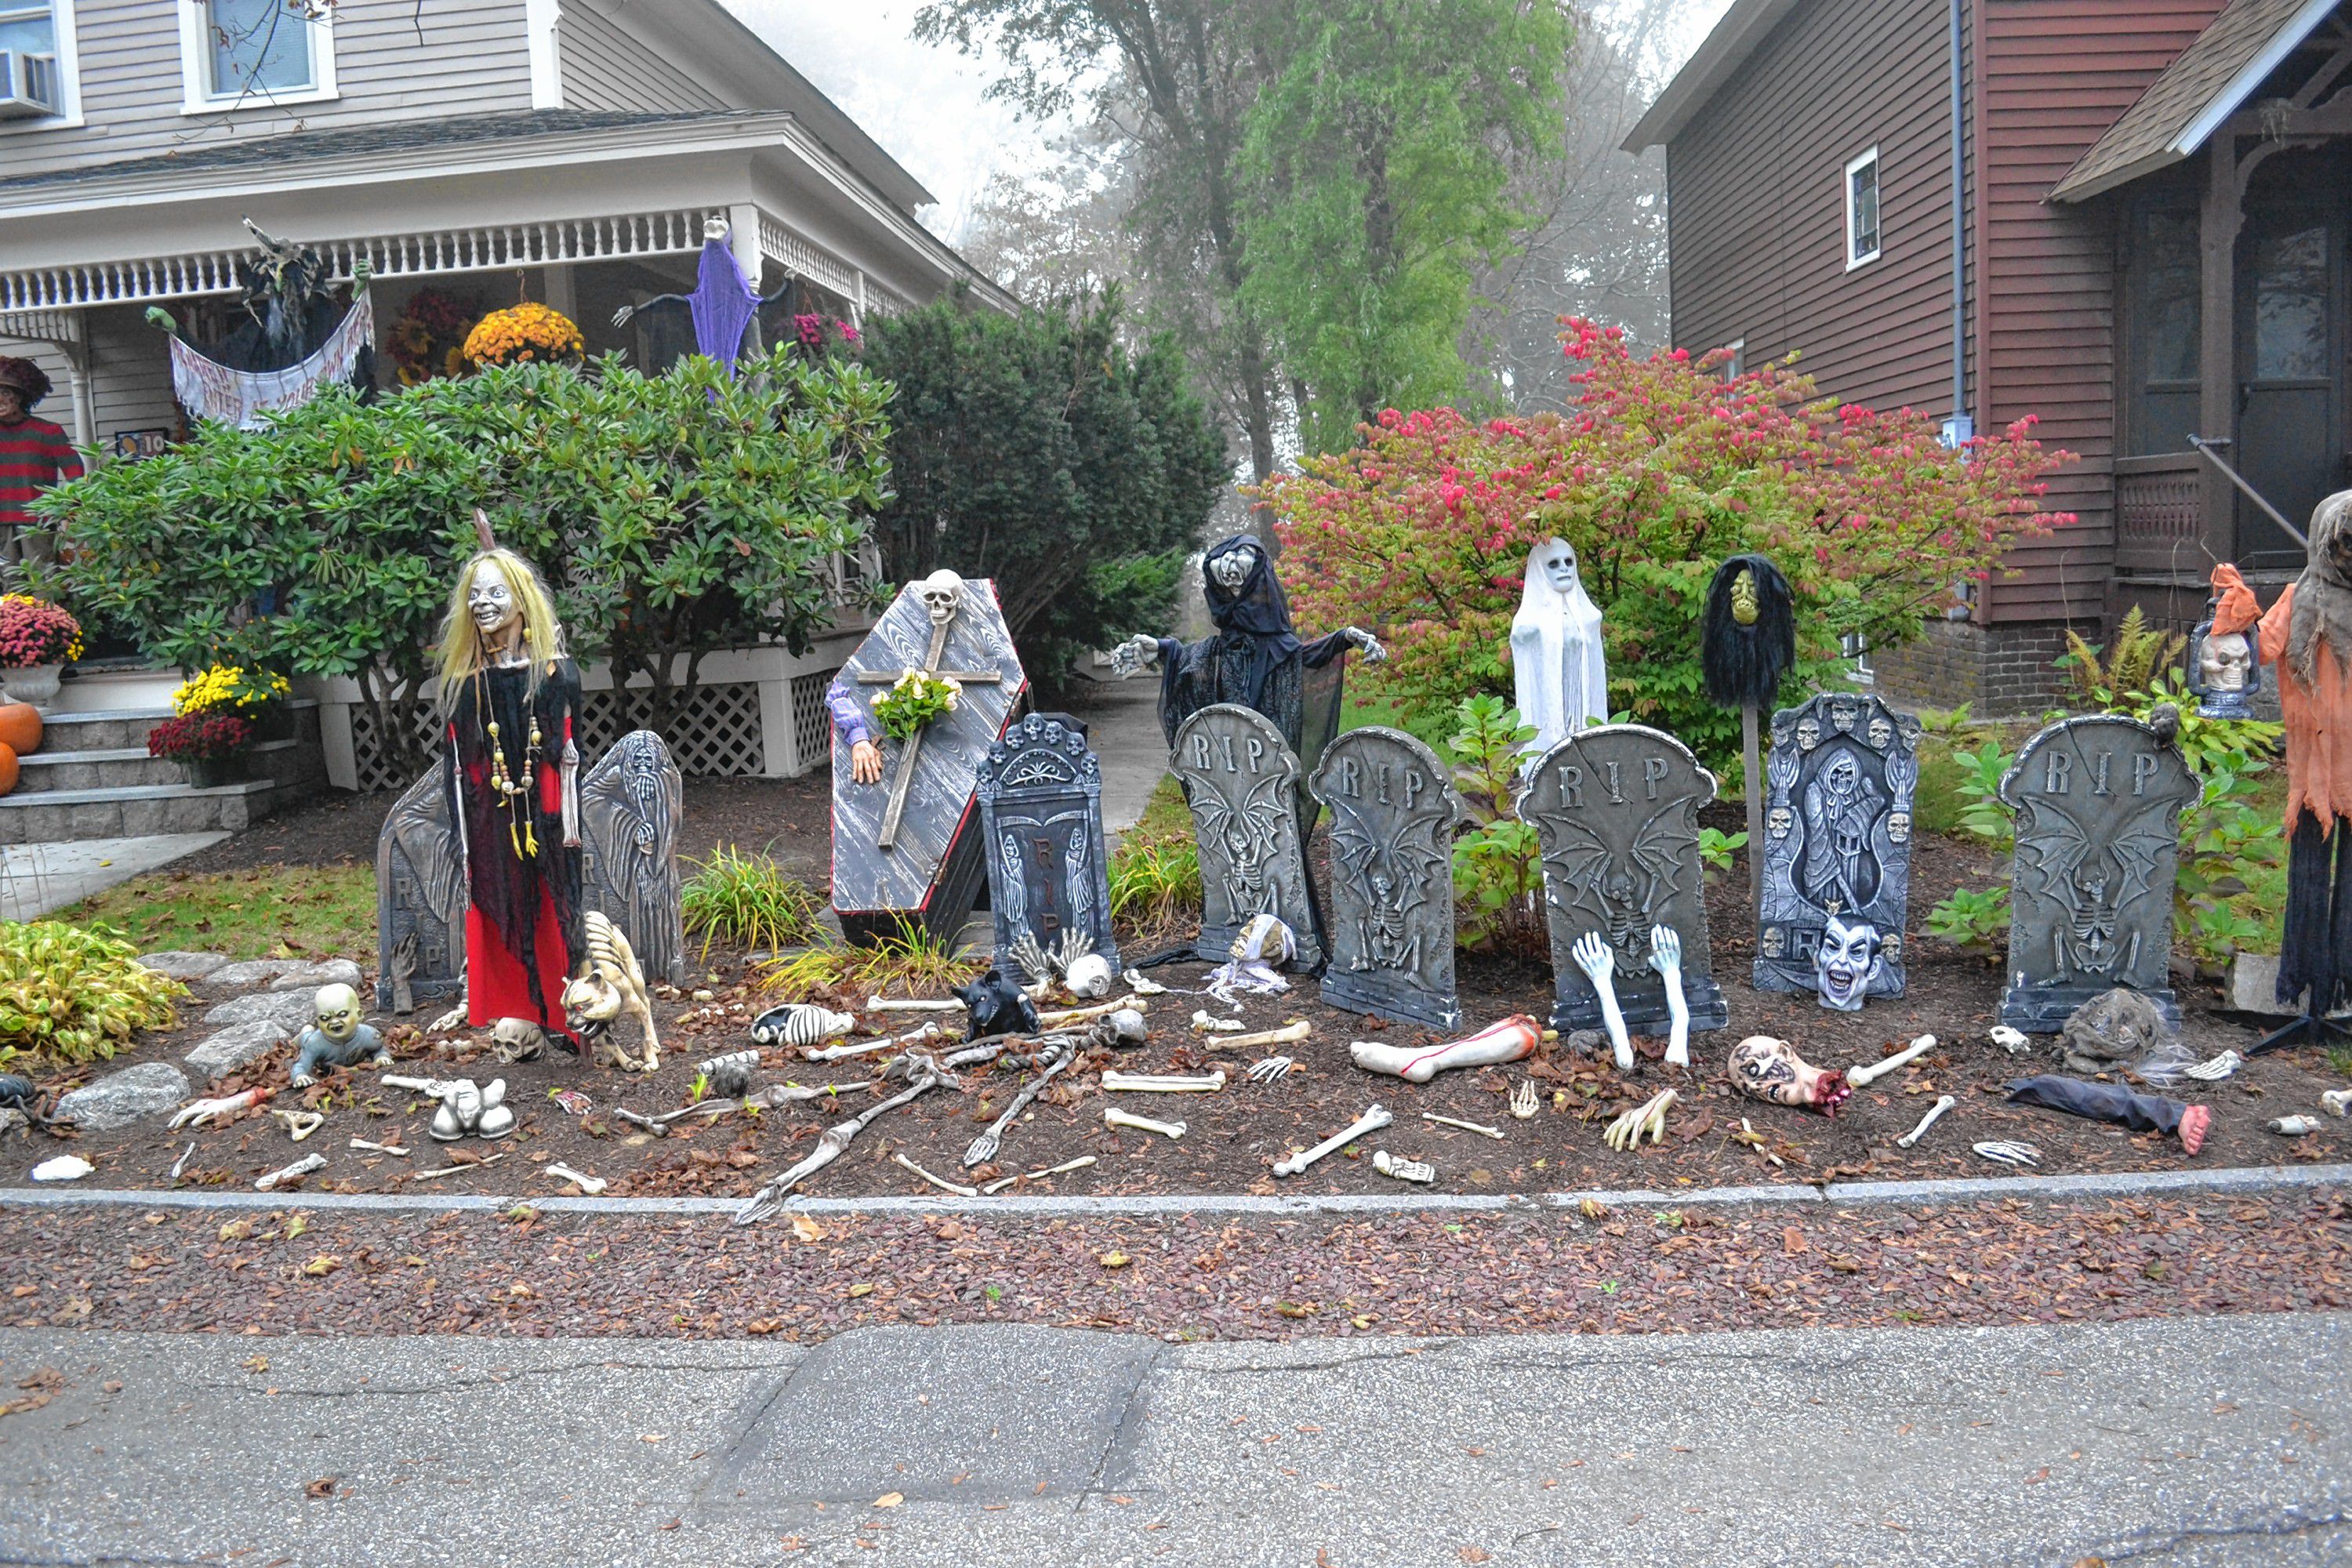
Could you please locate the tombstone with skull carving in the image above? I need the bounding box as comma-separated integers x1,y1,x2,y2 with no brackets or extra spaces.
825,569,1029,946
1753,692,1922,1008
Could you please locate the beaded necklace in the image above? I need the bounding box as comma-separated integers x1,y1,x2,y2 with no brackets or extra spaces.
472,653,542,860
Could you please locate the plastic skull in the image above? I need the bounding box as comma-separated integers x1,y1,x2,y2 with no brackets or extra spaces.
2199,630,2251,693
916,569,965,626
314,983,362,1044
492,1015,548,1063
1728,1035,1850,1113
1812,913,1883,1012
1064,952,1113,1000
702,214,731,242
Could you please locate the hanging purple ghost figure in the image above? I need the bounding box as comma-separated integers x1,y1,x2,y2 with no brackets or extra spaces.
610,217,796,372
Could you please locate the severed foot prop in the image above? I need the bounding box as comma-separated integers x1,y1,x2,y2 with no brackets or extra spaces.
1647,925,1690,1069
1571,931,1634,1073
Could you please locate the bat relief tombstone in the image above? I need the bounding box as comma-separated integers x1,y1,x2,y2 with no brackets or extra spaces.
977,713,1120,985
1519,724,1730,1036
1998,714,2198,1031
375,768,464,1014
578,730,686,987
829,572,1028,945
1309,726,1465,1030
1753,693,1922,1004
1171,702,1324,968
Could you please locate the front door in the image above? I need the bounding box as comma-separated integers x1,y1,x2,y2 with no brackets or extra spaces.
2235,206,2346,568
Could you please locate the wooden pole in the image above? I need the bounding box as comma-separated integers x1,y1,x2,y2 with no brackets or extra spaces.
1742,703,1764,920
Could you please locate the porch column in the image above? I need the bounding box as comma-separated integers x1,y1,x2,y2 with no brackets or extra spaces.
540,262,578,322
2198,137,2240,561
730,201,765,352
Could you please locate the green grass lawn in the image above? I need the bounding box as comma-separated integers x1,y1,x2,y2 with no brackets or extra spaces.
60,864,378,960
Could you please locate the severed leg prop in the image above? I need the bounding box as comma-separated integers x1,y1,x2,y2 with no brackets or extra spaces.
1648,925,1690,1069
1572,931,1634,1072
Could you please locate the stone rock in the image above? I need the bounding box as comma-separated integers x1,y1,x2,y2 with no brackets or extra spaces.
54,1062,191,1131
209,958,291,989
0,1106,25,1136
2229,953,2297,1018
136,950,231,982
184,1019,293,1085
203,991,318,1031
267,958,364,993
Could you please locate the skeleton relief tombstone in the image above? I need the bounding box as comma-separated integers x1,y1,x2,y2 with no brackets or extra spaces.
1171,703,1323,968
1753,692,1922,1004
375,768,465,1013
1519,724,1730,1037
977,713,1120,986
827,572,1029,945
1308,725,1465,1029
577,730,686,987
1998,714,2198,1031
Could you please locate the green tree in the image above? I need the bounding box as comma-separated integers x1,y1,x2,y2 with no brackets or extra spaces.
862,289,1227,691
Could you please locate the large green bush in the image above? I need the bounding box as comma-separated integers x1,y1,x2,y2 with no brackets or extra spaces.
34,348,892,775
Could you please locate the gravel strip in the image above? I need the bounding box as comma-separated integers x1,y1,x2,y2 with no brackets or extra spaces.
4,1189,2343,1345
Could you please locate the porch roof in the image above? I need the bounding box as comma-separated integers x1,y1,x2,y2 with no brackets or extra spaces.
2050,0,2344,202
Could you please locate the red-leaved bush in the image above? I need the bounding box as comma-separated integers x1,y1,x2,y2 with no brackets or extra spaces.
147,713,252,763
1259,319,2078,766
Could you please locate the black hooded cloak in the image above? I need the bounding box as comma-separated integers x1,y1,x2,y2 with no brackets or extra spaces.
1153,535,1356,774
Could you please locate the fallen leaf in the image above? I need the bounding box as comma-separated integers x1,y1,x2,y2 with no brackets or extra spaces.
303,1476,337,1499
301,1255,341,1278
219,1219,253,1243
873,1492,903,1509
848,1283,875,1298
1458,1548,1494,1564
243,1356,270,1374
1098,1253,1131,1269
1782,1227,1809,1256
791,1217,828,1243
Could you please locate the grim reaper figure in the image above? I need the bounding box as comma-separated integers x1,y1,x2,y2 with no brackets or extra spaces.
1113,535,1385,775
1798,748,1886,914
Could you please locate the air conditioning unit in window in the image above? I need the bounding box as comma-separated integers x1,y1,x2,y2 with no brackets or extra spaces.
0,52,60,120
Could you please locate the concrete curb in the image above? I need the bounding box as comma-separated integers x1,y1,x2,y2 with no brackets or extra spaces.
5,1160,2347,1222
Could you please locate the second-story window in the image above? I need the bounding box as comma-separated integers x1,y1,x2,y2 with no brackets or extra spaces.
0,2,64,118
1845,147,1881,270
183,0,334,110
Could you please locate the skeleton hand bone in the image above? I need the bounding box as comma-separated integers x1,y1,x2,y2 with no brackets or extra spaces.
1647,925,1690,1069
1571,932,1634,1072
1345,627,1388,664
1109,633,1160,678
171,1088,265,1130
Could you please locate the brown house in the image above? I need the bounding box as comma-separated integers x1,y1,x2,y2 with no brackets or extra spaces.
1626,0,2350,711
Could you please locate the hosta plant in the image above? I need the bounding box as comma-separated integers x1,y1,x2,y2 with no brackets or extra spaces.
0,921,187,1067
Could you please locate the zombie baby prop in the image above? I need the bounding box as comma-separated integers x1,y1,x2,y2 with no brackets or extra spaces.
977,713,1120,990
2187,563,2263,722
1309,725,1465,1029
1173,704,1325,968
289,984,391,1087
1754,692,1921,1007
2255,490,2352,1051
1728,1035,1850,1114
1510,537,1609,756
826,571,1028,946
1997,713,2197,1031
2005,1075,2211,1154
1114,534,1385,779
1519,724,1729,1045
1700,554,1795,910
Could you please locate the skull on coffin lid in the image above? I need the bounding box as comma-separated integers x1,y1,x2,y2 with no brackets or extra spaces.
918,569,965,626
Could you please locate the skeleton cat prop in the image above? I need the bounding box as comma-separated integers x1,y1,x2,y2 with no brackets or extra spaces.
561,909,659,1073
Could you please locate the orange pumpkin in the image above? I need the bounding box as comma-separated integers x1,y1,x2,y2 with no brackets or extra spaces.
0,743,22,797
0,702,40,757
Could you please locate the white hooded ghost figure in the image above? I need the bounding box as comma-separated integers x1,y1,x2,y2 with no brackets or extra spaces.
1509,537,1608,755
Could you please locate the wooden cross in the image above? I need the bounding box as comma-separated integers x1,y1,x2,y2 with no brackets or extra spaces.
856,610,1003,850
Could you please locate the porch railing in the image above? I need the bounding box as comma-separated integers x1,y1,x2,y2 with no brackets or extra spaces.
2114,452,2205,578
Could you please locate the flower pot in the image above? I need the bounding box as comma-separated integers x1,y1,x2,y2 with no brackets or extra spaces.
187,753,248,789
2,663,64,711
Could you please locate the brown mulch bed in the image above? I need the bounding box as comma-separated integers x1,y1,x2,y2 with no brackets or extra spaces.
1,1191,2344,1343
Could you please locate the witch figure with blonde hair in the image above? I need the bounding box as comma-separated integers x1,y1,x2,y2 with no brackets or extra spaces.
426,532,586,1047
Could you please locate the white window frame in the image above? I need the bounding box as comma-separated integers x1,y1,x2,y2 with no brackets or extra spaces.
0,0,83,131
1721,337,1745,380
1844,146,1882,271
178,0,337,116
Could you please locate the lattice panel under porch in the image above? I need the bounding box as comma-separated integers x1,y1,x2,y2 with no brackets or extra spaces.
349,682,767,789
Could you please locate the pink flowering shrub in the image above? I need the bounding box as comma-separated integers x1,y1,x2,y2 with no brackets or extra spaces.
0,594,82,670
1258,319,2077,766
793,314,861,358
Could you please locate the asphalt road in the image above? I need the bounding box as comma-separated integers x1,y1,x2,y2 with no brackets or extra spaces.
1,1312,2344,1567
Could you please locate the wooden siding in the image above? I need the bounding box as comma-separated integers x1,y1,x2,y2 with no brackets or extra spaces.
1976,0,2227,622
0,0,532,182
1667,0,1968,420
558,6,728,114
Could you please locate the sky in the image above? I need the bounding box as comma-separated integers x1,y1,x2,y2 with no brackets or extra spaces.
717,0,1741,243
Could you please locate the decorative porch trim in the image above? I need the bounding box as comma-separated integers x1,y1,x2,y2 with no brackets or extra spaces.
756,212,857,302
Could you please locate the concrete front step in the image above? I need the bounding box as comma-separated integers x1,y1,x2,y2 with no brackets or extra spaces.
27,706,175,754
0,779,275,844
13,737,302,793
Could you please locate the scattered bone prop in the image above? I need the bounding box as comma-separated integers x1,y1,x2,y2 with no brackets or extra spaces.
1728,1036,1850,1114
963,1036,1080,1168
1192,1011,1245,1033
1728,1117,1784,1168
1647,926,1692,1069
1420,1111,1505,1140
169,1142,196,1181
1101,1070,1226,1094
1275,1105,1394,1176
1896,1094,1958,1149
270,1108,325,1143
1218,1020,1312,1053
1570,931,1635,1072
544,1161,607,1194
808,1021,943,1063
385,1076,517,1142
31,1154,93,1182
1509,1080,1538,1120
735,1054,954,1223
980,1155,1099,1196
1848,1034,1936,1089
1603,1087,1678,1151
1104,1106,1188,1140
2271,1115,2322,1137
1124,973,1169,996
2325,1088,2352,1117
896,1152,980,1196
1038,996,1149,1029
696,1050,761,1098
1973,1140,2042,1168
171,1088,265,1130
866,995,964,1013
1372,1149,1436,1184
550,1088,593,1117
1349,1014,1543,1084
1246,1056,1295,1085
256,1152,327,1192
1989,1025,2032,1056
2181,1050,2243,1083
350,1137,408,1156
750,1004,856,1050
2004,1075,2210,1154
411,1152,507,1181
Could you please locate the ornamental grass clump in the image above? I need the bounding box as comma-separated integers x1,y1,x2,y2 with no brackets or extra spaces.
681,848,826,958
0,920,187,1068
0,595,81,669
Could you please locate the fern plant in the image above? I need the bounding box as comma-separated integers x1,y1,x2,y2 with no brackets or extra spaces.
1446,695,1546,956
2062,605,2187,706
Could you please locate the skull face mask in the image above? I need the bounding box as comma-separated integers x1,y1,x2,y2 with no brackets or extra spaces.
1210,541,1258,590
1812,913,1883,1011
1730,568,1759,626
916,569,965,626
1729,1034,1850,1113
314,983,362,1043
